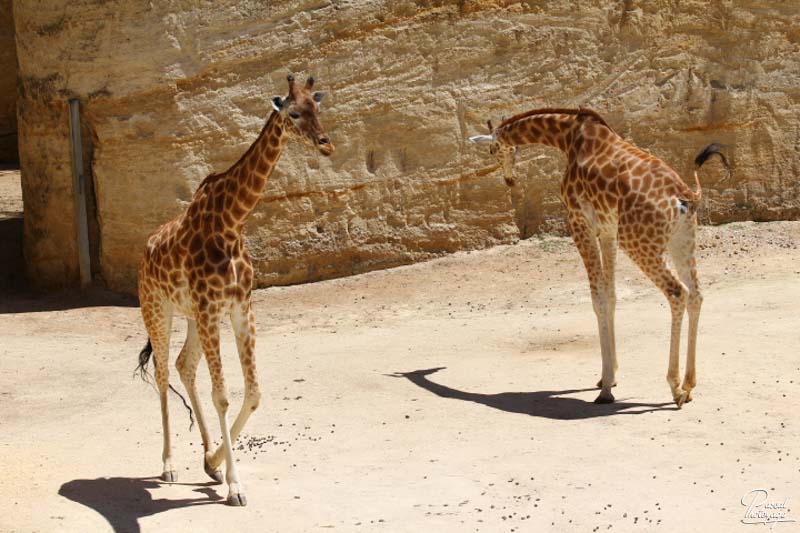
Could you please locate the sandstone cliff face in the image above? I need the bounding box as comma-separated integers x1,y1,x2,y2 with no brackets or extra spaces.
14,0,800,292
0,0,17,163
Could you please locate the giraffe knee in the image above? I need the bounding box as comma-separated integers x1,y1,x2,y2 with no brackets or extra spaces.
666,283,683,300
665,281,689,305
688,290,703,310
589,288,608,316
176,364,195,389
214,397,229,412
247,389,261,411
175,351,198,381
212,390,229,412
665,373,681,389
175,353,187,374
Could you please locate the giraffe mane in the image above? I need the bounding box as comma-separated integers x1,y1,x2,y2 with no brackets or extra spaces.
197,172,224,189
498,107,616,134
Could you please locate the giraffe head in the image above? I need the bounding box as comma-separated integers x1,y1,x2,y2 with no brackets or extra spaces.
469,120,517,186
271,75,334,156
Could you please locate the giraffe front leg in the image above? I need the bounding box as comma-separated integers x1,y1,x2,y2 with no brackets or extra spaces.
176,319,223,483
596,234,619,389
198,316,247,506
156,373,177,482
592,288,616,404
212,387,246,506
207,301,261,474
568,218,616,403
669,229,702,404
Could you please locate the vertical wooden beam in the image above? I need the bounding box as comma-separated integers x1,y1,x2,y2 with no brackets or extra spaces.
68,98,91,288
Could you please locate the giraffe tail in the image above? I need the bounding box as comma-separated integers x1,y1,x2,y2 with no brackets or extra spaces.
134,338,195,430
691,142,732,201
135,338,153,380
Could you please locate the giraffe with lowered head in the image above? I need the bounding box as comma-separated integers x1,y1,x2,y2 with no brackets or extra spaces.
136,75,333,505
470,107,729,407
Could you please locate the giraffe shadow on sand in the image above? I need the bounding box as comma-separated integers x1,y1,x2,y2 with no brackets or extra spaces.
59,476,222,533
388,368,677,420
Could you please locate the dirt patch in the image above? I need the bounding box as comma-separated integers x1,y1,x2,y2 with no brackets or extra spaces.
1,221,798,532
0,169,21,215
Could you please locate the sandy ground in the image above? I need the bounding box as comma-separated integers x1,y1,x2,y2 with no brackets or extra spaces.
1,220,799,533
0,170,22,215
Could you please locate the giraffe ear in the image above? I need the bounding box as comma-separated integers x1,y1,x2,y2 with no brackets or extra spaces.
312,91,326,104
271,96,286,111
469,134,494,145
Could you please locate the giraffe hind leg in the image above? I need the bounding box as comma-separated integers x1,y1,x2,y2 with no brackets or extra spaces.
626,247,690,407
668,222,702,403
140,298,176,481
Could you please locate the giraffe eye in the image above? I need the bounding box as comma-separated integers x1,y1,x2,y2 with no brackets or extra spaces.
288,111,300,119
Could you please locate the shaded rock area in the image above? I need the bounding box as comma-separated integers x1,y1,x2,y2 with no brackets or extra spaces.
0,170,23,290
13,1,800,292
0,0,18,163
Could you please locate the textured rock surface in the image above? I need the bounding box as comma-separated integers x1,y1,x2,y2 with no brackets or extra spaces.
14,0,800,292
0,0,17,163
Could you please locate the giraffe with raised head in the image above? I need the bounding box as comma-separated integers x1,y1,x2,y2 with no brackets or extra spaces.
136,75,333,506
470,108,729,407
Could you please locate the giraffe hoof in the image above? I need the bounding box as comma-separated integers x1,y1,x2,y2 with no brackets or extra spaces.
204,456,224,484
161,470,177,483
596,379,618,389
227,492,247,507
674,391,689,409
594,391,615,404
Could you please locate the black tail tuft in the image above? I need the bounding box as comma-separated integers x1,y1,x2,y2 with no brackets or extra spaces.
695,142,732,176
134,337,195,430
135,339,153,382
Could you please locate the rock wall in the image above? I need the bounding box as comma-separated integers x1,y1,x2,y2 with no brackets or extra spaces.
14,0,800,292
0,0,17,163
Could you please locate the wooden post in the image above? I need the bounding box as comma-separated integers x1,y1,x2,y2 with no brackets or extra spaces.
68,98,92,288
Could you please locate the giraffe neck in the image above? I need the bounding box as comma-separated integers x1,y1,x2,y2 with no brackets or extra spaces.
496,113,577,152
223,110,288,226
